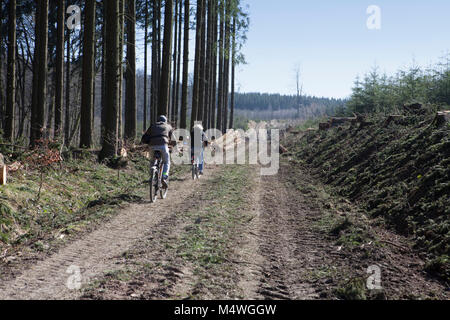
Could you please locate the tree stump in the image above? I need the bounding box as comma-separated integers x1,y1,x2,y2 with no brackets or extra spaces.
0,154,6,185
319,122,331,131
434,111,450,127
0,166,6,185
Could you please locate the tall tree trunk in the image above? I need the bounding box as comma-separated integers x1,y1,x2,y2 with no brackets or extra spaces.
229,16,236,129
158,0,174,117
180,0,189,129
80,0,96,148
0,0,4,131
143,0,149,131
100,0,120,160
198,0,207,125
216,0,224,131
101,4,106,143
204,0,213,129
222,0,231,131
54,0,64,138
174,0,183,126
124,0,137,142
31,0,48,147
118,0,125,148
65,27,71,147
210,0,218,130
170,0,179,123
17,42,27,139
155,0,162,123
151,0,160,124
191,0,204,128
5,0,16,141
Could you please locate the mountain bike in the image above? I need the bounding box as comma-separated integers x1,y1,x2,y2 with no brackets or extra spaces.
191,153,200,180
149,150,168,203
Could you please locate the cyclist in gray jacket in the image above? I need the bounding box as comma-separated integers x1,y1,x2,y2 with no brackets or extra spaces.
141,115,176,187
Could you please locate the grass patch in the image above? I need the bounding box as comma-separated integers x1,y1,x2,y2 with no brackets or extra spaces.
0,153,188,253
334,277,367,300
174,164,253,296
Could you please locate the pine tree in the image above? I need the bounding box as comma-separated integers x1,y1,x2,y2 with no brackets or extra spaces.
216,0,224,131
30,0,49,147
54,0,65,138
5,0,16,141
124,0,137,142
191,0,205,128
158,0,174,117
229,15,236,129
170,0,179,123
0,0,4,132
151,0,161,124
180,0,189,129
80,0,97,148
64,21,71,147
174,0,183,125
100,0,120,160
143,0,149,131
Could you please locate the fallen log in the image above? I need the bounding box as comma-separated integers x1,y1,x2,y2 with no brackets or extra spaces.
8,162,22,173
329,116,357,127
279,145,288,154
384,115,404,127
358,120,374,130
0,143,28,150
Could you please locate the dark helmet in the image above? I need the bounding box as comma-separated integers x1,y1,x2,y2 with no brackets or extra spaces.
158,115,167,123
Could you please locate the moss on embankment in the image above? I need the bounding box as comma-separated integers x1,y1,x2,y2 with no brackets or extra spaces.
284,111,450,282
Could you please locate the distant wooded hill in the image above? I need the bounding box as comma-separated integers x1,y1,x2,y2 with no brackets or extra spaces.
234,92,345,111
232,92,346,121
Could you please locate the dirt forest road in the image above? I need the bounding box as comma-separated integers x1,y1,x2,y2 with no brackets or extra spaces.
0,158,448,300
0,168,218,300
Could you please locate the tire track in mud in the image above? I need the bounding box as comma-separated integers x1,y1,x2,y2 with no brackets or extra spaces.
0,169,215,300
255,170,319,300
253,162,449,300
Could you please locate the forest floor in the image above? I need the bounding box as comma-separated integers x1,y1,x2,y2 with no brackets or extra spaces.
0,150,448,300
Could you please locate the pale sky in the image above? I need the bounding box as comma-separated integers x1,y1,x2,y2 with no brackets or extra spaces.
135,0,450,99
236,0,450,98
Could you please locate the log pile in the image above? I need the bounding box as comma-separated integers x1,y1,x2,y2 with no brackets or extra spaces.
319,114,358,131
403,103,426,115
318,113,375,131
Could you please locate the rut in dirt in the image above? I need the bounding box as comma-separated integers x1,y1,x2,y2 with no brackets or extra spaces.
255,172,320,300
252,163,449,300
0,170,214,300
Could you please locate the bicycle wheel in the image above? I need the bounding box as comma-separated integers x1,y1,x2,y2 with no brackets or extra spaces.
160,167,168,199
192,164,197,180
160,183,168,199
149,168,158,203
